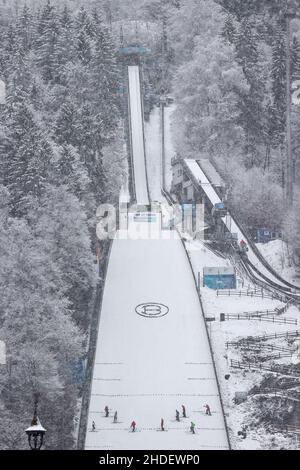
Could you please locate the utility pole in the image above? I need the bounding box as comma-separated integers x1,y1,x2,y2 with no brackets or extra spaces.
285,0,298,207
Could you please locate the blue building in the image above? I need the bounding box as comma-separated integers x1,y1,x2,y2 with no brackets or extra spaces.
203,267,236,290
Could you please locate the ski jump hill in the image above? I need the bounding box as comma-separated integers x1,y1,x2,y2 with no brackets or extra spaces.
84,66,230,450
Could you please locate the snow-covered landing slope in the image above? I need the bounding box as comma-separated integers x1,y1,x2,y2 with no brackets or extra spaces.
85,229,229,450
128,66,149,206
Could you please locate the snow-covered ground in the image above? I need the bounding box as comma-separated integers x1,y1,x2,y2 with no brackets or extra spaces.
85,230,229,450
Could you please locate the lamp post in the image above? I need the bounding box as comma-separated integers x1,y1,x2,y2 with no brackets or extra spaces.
25,394,46,450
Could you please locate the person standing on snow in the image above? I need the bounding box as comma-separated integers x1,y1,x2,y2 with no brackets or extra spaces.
190,422,196,434
104,405,109,417
182,405,186,418
113,411,118,423
176,410,180,422
92,421,96,431
161,418,165,431
204,404,211,416
130,420,136,432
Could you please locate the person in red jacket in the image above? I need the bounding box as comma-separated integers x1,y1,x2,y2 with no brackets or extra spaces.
130,420,136,432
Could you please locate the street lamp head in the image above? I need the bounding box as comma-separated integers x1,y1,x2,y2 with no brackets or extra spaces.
25,417,46,450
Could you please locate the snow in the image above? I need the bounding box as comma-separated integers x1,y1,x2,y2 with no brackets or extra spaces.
85,101,229,450
256,240,300,287
185,238,300,449
85,231,229,450
128,66,149,206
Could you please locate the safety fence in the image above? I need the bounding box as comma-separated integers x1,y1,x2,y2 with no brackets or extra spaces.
230,359,300,376
274,425,300,435
251,391,300,402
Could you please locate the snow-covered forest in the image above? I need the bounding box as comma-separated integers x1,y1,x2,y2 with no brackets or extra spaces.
0,0,300,451
0,0,125,449
166,0,300,265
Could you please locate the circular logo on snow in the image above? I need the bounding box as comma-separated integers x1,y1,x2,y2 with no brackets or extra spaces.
135,303,169,318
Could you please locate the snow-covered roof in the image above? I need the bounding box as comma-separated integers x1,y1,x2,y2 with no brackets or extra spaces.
203,266,235,276
25,417,46,433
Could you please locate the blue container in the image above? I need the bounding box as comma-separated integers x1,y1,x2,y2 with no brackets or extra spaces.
70,359,86,385
256,228,282,244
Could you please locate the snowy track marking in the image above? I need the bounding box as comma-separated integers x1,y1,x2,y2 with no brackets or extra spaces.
94,378,121,381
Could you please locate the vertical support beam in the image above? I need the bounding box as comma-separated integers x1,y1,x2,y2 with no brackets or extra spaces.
286,13,294,206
